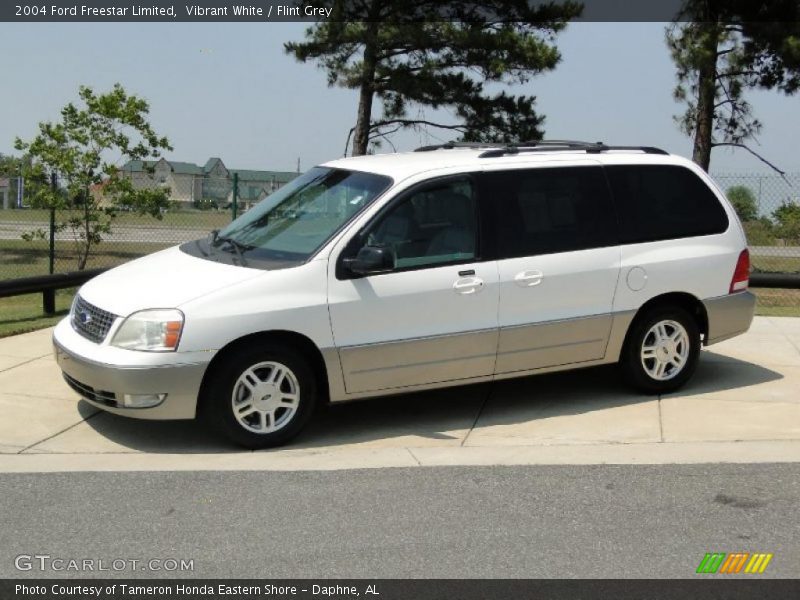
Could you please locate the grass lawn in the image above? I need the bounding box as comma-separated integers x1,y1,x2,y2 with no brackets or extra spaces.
752,255,800,274
0,239,172,280
0,289,74,338
0,208,233,229
752,287,800,317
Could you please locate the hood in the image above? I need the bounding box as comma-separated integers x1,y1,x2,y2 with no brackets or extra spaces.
78,245,265,317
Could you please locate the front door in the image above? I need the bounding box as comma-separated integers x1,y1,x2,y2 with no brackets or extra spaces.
328,176,500,394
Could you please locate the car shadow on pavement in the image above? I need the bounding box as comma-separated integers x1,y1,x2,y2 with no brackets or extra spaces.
79,352,784,453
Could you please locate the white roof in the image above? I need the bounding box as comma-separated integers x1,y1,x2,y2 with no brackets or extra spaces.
321,146,691,182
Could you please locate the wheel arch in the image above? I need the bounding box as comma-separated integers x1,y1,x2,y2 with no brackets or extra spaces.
198,330,330,415
623,292,709,350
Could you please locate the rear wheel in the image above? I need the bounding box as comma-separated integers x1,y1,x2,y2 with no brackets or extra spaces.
201,343,317,448
620,306,700,394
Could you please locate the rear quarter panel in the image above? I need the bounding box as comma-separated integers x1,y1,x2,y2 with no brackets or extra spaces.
611,161,747,313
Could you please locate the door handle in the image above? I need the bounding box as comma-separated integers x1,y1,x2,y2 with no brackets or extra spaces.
453,276,484,295
514,270,543,287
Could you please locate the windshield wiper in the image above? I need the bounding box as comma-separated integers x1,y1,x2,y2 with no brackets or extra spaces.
216,234,252,266
197,229,219,258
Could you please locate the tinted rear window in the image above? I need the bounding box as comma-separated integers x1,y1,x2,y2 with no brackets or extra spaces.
482,166,617,258
605,165,728,244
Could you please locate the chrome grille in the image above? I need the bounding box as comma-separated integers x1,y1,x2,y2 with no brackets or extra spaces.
71,295,117,343
63,374,118,407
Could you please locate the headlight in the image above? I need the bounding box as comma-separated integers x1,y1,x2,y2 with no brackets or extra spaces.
111,309,184,352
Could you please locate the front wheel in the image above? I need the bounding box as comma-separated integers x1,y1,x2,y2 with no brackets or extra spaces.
201,343,317,448
620,306,700,394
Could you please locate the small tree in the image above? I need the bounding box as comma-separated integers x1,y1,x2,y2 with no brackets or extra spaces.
14,84,172,270
726,185,758,221
773,202,800,242
742,217,775,246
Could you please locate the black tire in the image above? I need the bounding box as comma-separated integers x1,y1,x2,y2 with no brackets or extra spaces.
200,342,317,448
620,305,701,394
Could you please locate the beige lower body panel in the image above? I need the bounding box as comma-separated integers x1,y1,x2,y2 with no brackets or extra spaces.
703,291,756,345
338,329,498,395
495,314,613,375
328,312,640,402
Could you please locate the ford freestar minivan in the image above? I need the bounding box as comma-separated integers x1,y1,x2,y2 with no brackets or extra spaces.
54,141,755,447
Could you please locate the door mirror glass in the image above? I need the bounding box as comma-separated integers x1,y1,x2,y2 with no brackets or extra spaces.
343,245,395,276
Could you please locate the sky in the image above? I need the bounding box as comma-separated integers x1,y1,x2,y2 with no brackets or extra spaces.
0,21,797,174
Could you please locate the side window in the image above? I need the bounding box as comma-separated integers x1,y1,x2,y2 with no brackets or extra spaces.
605,165,729,244
483,166,617,258
366,179,478,270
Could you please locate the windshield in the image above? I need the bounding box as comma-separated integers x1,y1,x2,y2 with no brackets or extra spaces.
211,167,392,265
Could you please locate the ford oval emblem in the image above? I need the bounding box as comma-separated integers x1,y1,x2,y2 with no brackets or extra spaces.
78,311,92,325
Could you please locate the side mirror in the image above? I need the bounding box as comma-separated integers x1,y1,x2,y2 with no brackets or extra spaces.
343,245,395,276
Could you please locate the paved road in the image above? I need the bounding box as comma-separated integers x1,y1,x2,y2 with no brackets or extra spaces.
1,464,797,579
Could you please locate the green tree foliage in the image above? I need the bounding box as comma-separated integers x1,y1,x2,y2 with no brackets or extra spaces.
726,185,758,221
0,153,49,205
667,1,800,172
15,84,172,270
0,153,19,175
773,202,800,242
286,1,582,156
742,218,776,247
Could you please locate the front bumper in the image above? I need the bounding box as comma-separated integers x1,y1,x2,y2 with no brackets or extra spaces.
703,291,756,345
53,318,213,420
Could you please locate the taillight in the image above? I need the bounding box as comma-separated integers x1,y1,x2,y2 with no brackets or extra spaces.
730,249,750,293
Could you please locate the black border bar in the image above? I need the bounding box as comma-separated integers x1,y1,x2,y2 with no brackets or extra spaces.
0,0,731,23
4,579,800,600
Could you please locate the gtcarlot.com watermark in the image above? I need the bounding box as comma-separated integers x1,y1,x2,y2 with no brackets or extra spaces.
15,554,194,573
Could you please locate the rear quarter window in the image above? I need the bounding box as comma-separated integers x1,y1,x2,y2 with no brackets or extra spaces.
605,165,729,244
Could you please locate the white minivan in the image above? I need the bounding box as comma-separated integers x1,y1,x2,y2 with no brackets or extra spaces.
54,141,755,447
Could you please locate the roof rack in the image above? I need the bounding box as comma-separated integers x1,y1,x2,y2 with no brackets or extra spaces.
413,140,669,157
414,142,500,152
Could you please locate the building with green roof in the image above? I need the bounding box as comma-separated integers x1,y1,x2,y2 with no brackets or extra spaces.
122,157,298,208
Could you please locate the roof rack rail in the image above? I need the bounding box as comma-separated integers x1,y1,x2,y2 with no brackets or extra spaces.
414,142,500,152
478,141,669,158
413,140,669,157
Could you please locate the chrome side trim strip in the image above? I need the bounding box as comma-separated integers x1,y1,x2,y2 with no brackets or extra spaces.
340,326,497,350
498,337,605,356
350,351,497,375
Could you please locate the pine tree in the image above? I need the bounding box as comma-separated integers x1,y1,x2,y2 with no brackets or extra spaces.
286,1,582,155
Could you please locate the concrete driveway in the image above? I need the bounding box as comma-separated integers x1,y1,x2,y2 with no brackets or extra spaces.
0,316,799,472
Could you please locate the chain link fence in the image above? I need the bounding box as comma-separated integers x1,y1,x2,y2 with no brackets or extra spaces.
0,170,294,280
1,168,798,315
711,172,800,315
